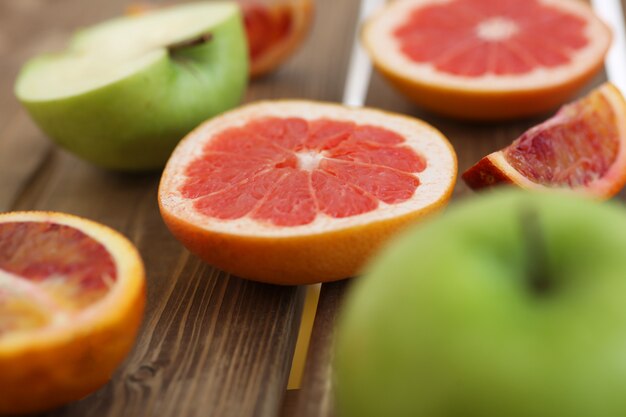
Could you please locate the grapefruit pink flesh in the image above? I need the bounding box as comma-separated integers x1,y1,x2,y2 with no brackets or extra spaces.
181,118,426,227
0,222,117,334
394,0,589,77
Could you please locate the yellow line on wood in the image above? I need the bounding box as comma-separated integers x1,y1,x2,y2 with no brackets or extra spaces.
287,283,321,390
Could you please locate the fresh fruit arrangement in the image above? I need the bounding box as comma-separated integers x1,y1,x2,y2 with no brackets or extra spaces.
128,0,314,78
5,0,626,414
335,190,626,417
158,100,457,284
464,83,626,197
0,212,145,415
362,0,611,120
15,2,248,171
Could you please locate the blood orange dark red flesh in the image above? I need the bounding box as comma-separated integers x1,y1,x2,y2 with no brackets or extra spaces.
0,212,145,414
127,0,313,78
363,0,612,120
243,0,313,77
463,83,626,198
159,101,457,284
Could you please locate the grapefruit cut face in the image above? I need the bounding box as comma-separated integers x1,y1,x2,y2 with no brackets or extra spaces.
159,101,457,284
363,0,612,120
0,212,145,414
463,83,626,198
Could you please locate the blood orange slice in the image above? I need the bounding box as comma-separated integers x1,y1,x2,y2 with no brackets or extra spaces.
463,83,626,198
159,101,457,284
243,0,314,78
127,0,313,78
0,212,145,414
363,0,612,120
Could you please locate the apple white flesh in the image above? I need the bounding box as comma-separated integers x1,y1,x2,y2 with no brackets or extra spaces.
335,190,626,417
15,2,248,170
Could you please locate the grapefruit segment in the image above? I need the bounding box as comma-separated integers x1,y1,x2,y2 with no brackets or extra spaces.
311,171,378,219
194,169,286,220
246,117,309,150
159,101,457,284
0,212,145,414
463,83,626,198
363,0,612,120
320,160,420,205
251,169,317,226
181,153,273,199
306,119,355,150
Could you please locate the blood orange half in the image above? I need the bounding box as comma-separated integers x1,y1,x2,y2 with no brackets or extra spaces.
0,212,145,414
159,101,457,284
363,0,612,120
463,83,626,198
127,0,313,78
243,0,314,78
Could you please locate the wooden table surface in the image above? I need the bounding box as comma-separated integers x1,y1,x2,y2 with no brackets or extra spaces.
0,1,624,416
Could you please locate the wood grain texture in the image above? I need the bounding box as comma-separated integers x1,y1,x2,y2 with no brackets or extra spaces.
1,0,625,416
286,281,350,417
289,2,622,417
0,0,358,416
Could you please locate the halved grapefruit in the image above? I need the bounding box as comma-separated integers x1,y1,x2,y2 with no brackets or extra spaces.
127,0,313,78
158,101,457,285
363,0,612,120
463,83,626,198
0,212,145,414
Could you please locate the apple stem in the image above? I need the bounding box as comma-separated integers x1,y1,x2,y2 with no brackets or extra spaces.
168,33,213,54
520,207,551,295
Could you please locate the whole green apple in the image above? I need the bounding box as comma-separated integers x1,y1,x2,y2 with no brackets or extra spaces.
335,190,626,417
15,2,248,171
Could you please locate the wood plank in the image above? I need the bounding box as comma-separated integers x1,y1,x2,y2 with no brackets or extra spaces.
287,281,349,417
290,2,621,416
0,0,360,416
0,0,132,211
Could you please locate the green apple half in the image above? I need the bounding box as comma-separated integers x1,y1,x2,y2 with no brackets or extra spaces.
335,190,626,417
15,2,248,171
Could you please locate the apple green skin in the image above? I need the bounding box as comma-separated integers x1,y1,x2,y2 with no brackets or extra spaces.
334,190,626,417
15,13,248,171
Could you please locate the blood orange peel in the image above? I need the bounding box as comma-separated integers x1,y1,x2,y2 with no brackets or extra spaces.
159,100,457,285
363,0,612,120
244,0,314,78
463,83,626,199
127,0,313,78
0,211,145,415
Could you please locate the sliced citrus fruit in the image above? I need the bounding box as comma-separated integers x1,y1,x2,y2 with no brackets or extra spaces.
362,0,612,120
127,0,313,78
243,0,314,78
0,212,145,414
463,83,626,198
158,100,457,284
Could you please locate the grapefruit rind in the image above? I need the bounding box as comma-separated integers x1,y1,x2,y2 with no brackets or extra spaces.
462,83,626,198
159,100,457,284
0,211,145,415
363,0,612,120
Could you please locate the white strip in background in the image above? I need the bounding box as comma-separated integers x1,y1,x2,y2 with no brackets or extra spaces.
591,0,626,92
342,0,386,107
287,0,384,390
